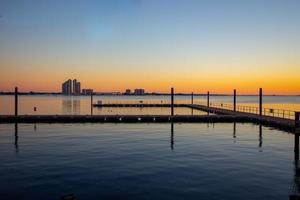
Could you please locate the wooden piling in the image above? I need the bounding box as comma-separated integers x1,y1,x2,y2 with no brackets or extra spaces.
296,112,300,132
233,89,236,112
14,87,18,116
191,92,194,105
207,91,210,108
296,112,300,123
171,88,174,116
259,88,262,116
90,92,93,116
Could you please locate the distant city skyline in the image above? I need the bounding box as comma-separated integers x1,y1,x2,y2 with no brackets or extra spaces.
0,0,300,95
62,79,81,95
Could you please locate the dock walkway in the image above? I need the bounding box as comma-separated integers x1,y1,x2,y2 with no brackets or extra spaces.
0,103,297,132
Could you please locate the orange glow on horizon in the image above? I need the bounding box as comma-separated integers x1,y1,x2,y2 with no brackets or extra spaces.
1,71,299,95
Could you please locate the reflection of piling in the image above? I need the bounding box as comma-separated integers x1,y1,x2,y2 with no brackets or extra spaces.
15,87,18,116
233,89,236,112
171,88,174,116
207,91,210,107
259,125,262,148
171,122,174,150
233,122,236,139
14,123,18,152
259,88,262,116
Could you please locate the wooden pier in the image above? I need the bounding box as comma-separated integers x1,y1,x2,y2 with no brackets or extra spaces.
189,104,296,131
93,103,190,107
94,103,296,131
1,87,298,133
0,103,297,132
0,114,250,124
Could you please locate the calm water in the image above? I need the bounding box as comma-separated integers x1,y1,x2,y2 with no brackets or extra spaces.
0,95,299,115
0,123,298,199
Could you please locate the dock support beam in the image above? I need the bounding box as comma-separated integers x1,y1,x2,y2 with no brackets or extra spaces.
259,88,262,116
90,92,93,116
233,89,236,112
207,91,210,107
171,88,174,116
14,87,18,116
191,92,194,105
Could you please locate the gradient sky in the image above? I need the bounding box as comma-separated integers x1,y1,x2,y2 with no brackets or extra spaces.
0,0,299,94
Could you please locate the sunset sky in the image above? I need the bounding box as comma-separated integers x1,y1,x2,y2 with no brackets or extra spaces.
0,0,299,94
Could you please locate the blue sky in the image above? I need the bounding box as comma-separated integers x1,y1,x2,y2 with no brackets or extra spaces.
0,0,299,93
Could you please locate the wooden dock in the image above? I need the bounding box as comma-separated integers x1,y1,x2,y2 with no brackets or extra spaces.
0,103,297,132
189,104,296,131
92,103,296,131
0,115,250,123
93,103,186,107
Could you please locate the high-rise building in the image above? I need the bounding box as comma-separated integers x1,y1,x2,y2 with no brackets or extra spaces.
73,79,81,95
134,89,145,95
62,79,72,95
62,79,81,95
124,89,131,95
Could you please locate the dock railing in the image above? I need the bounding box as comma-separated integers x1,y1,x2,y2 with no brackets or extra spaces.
196,101,296,120
94,100,297,120
94,99,192,105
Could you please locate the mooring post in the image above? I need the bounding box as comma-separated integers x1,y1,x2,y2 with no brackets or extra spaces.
233,89,236,112
296,112,300,132
14,87,18,116
207,91,210,107
191,92,194,105
171,88,174,116
90,92,93,116
259,88,262,116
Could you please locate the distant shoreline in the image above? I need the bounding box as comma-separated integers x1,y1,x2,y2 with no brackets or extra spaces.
0,92,299,97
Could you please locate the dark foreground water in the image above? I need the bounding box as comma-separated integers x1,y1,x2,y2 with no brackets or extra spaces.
0,123,297,200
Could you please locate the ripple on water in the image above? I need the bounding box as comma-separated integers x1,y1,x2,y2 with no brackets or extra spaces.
0,123,296,200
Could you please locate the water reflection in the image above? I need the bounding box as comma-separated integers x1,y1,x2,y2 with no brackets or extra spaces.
73,100,80,114
14,123,18,153
62,98,81,115
171,123,174,150
233,122,236,143
259,125,263,149
291,133,300,199
3,123,300,199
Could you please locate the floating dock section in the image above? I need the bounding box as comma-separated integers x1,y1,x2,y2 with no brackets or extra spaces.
0,103,297,132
